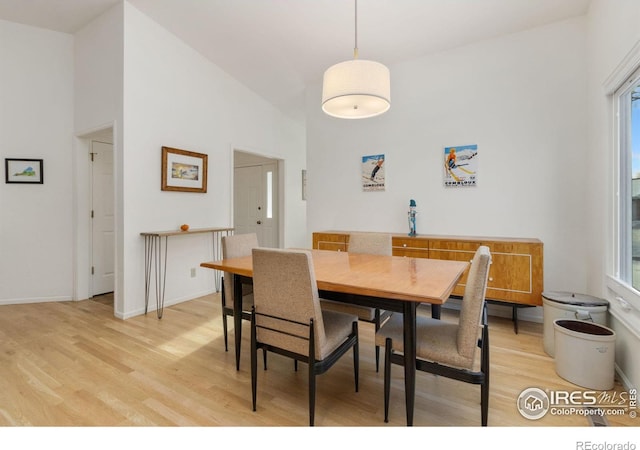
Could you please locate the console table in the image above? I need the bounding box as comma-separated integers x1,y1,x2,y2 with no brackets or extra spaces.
141,227,234,318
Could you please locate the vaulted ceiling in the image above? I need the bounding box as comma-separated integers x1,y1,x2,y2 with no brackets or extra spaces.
0,0,592,118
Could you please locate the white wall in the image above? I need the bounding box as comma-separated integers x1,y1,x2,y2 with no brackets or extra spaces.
1,1,306,317
0,20,75,304
74,4,123,136
120,3,306,318
74,2,124,311
586,0,640,390
306,18,588,304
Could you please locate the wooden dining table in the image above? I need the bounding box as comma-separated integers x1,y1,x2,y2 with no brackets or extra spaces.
201,248,468,426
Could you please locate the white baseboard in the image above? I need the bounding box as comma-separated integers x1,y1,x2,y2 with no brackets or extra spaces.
120,289,217,320
0,295,72,305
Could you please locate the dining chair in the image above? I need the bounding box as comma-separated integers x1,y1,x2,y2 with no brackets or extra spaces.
250,247,359,426
320,232,392,371
220,233,259,352
376,245,492,425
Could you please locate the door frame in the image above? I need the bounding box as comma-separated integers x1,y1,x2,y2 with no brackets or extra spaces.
74,123,117,309
231,148,283,248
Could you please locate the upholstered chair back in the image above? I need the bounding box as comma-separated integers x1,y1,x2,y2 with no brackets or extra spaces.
348,233,392,256
456,246,491,361
221,233,259,308
252,248,330,359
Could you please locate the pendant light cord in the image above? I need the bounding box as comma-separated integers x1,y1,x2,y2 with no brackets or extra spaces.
354,0,359,59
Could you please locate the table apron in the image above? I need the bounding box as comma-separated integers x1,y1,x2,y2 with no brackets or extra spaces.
234,274,426,313
318,289,415,313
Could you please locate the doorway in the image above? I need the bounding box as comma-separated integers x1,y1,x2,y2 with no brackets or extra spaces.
75,126,115,305
233,150,280,247
90,140,115,296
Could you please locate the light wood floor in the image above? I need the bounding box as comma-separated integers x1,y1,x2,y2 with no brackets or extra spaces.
0,293,635,427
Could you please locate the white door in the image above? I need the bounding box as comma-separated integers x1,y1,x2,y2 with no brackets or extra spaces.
234,165,261,238
234,163,278,247
91,141,115,296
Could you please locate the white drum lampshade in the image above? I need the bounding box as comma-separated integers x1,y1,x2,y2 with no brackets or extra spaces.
322,59,390,119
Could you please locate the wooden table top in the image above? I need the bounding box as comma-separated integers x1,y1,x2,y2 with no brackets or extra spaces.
141,227,234,237
201,249,468,304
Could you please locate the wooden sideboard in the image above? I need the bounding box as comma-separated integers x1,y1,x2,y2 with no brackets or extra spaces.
313,231,544,331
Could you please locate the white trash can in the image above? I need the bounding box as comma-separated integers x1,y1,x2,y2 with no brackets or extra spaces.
553,319,616,390
542,291,609,356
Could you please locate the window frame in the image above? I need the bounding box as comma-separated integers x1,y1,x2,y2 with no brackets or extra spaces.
608,63,640,319
616,75,635,284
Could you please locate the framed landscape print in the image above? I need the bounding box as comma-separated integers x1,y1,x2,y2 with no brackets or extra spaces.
5,158,43,184
161,146,208,193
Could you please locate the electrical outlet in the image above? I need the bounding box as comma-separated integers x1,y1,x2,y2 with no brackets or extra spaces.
190,268,196,278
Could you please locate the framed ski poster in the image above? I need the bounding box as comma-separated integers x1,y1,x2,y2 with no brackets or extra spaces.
362,154,385,191
444,144,477,187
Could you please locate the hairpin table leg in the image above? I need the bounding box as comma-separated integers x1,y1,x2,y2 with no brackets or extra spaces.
143,234,168,319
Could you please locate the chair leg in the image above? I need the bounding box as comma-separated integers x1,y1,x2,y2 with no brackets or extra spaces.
353,322,359,392
221,280,228,352
384,337,392,423
263,348,268,370
374,309,381,372
481,379,489,426
251,310,258,412
308,319,317,426
222,310,229,352
480,324,490,426
309,362,316,426
222,311,229,352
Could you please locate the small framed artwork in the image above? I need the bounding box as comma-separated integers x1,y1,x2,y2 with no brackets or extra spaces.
161,146,208,193
444,144,478,187
362,154,385,191
5,158,44,184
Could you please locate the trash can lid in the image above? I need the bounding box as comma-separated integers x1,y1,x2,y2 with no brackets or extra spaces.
542,291,609,307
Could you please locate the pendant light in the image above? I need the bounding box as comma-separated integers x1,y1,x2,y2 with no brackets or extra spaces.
321,0,390,119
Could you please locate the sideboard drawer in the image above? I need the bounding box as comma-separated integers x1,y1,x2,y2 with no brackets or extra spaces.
392,236,429,258
313,232,348,252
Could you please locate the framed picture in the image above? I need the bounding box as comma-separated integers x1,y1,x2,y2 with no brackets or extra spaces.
161,146,208,193
5,158,44,184
444,144,478,187
362,154,385,191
